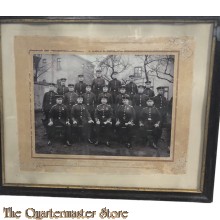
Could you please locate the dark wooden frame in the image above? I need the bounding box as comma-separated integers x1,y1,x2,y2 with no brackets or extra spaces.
0,16,219,203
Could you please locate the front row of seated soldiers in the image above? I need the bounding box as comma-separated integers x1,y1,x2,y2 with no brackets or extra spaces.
44,91,163,149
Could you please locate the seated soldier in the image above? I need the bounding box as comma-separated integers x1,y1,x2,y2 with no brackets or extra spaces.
94,97,113,146
47,95,71,146
115,85,130,108
115,96,135,148
71,96,94,143
139,98,161,149
98,85,113,104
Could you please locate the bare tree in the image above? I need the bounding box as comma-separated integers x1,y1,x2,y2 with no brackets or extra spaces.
136,55,174,83
33,54,54,82
94,55,131,81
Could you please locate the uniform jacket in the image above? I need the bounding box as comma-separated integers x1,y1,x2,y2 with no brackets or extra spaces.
153,95,167,113
57,86,69,97
116,104,135,124
92,77,105,95
63,91,78,107
74,82,87,95
83,91,96,106
125,82,138,95
133,93,149,108
71,104,91,124
108,79,121,93
42,91,58,112
95,104,113,123
115,93,130,106
49,104,69,124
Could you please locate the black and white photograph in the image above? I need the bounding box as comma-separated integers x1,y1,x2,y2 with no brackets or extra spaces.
34,54,174,157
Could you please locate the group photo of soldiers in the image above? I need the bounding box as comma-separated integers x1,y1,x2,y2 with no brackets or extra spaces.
34,54,174,157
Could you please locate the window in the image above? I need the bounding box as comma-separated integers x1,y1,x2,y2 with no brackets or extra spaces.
134,67,142,78
57,58,61,70
42,58,47,64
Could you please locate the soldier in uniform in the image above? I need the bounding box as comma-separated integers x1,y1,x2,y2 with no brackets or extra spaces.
97,85,113,105
132,85,149,125
139,98,161,149
108,72,121,104
63,84,78,118
166,97,173,153
92,70,105,98
125,75,138,102
47,95,71,146
143,81,155,98
115,96,135,148
94,97,113,146
153,86,168,126
74,74,87,95
42,83,57,123
57,78,69,97
115,85,130,107
71,96,94,143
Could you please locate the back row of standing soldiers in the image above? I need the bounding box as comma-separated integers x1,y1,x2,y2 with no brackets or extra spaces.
42,70,172,148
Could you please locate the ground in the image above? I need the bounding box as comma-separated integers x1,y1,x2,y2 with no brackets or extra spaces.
35,112,170,157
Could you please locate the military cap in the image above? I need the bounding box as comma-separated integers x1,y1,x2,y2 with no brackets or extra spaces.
48,83,55,86
122,95,130,100
138,85,145,89
96,69,102,72
77,95,84,99
60,78,67,81
145,81,152,84
129,75,135,78
68,83,74,87
101,96,108,100
86,84,92,88
102,84,108,88
157,86,164,90
78,74,84,77
112,71,118,75
146,97,154,102
55,95,63,99
120,85,126,89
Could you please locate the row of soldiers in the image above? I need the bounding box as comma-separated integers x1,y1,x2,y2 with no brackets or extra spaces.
42,71,172,148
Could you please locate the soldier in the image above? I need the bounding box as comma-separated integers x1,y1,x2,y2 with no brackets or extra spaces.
166,97,173,153
133,85,148,125
63,84,78,118
74,74,87,95
143,81,155,98
153,86,168,126
71,96,94,143
57,78,69,97
115,96,135,148
42,83,57,125
115,85,130,107
94,97,113,146
47,95,71,146
98,85,113,105
92,69,105,98
125,75,138,101
108,72,121,104
139,98,161,149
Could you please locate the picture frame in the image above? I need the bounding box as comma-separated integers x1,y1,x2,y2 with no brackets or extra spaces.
0,16,220,202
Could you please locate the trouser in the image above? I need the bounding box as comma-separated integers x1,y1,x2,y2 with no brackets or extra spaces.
95,123,112,142
47,121,71,142
140,126,162,145
117,124,133,144
72,122,92,142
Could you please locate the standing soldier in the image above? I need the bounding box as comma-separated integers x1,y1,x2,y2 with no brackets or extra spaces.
139,98,161,149
125,75,138,102
153,86,168,126
98,85,113,105
63,84,78,118
115,96,135,148
108,72,121,104
47,95,71,146
71,96,94,143
74,74,87,95
116,85,130,108
94,97,113,146
57,78,69,97
143,81,155,98
42,83,57,133
92,69,105,99
133,85,148,125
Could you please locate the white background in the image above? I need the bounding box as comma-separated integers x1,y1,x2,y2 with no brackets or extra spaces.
0,1,219,220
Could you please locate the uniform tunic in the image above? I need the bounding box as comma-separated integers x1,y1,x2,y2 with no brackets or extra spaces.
82,91,96,117
108,79,121,103
63,91,78,117
42,91,57,120
125,82,138,100
115,94,130,106
74,82,87,95
57,86,69,97
92,77,105,98
153,94,167,125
